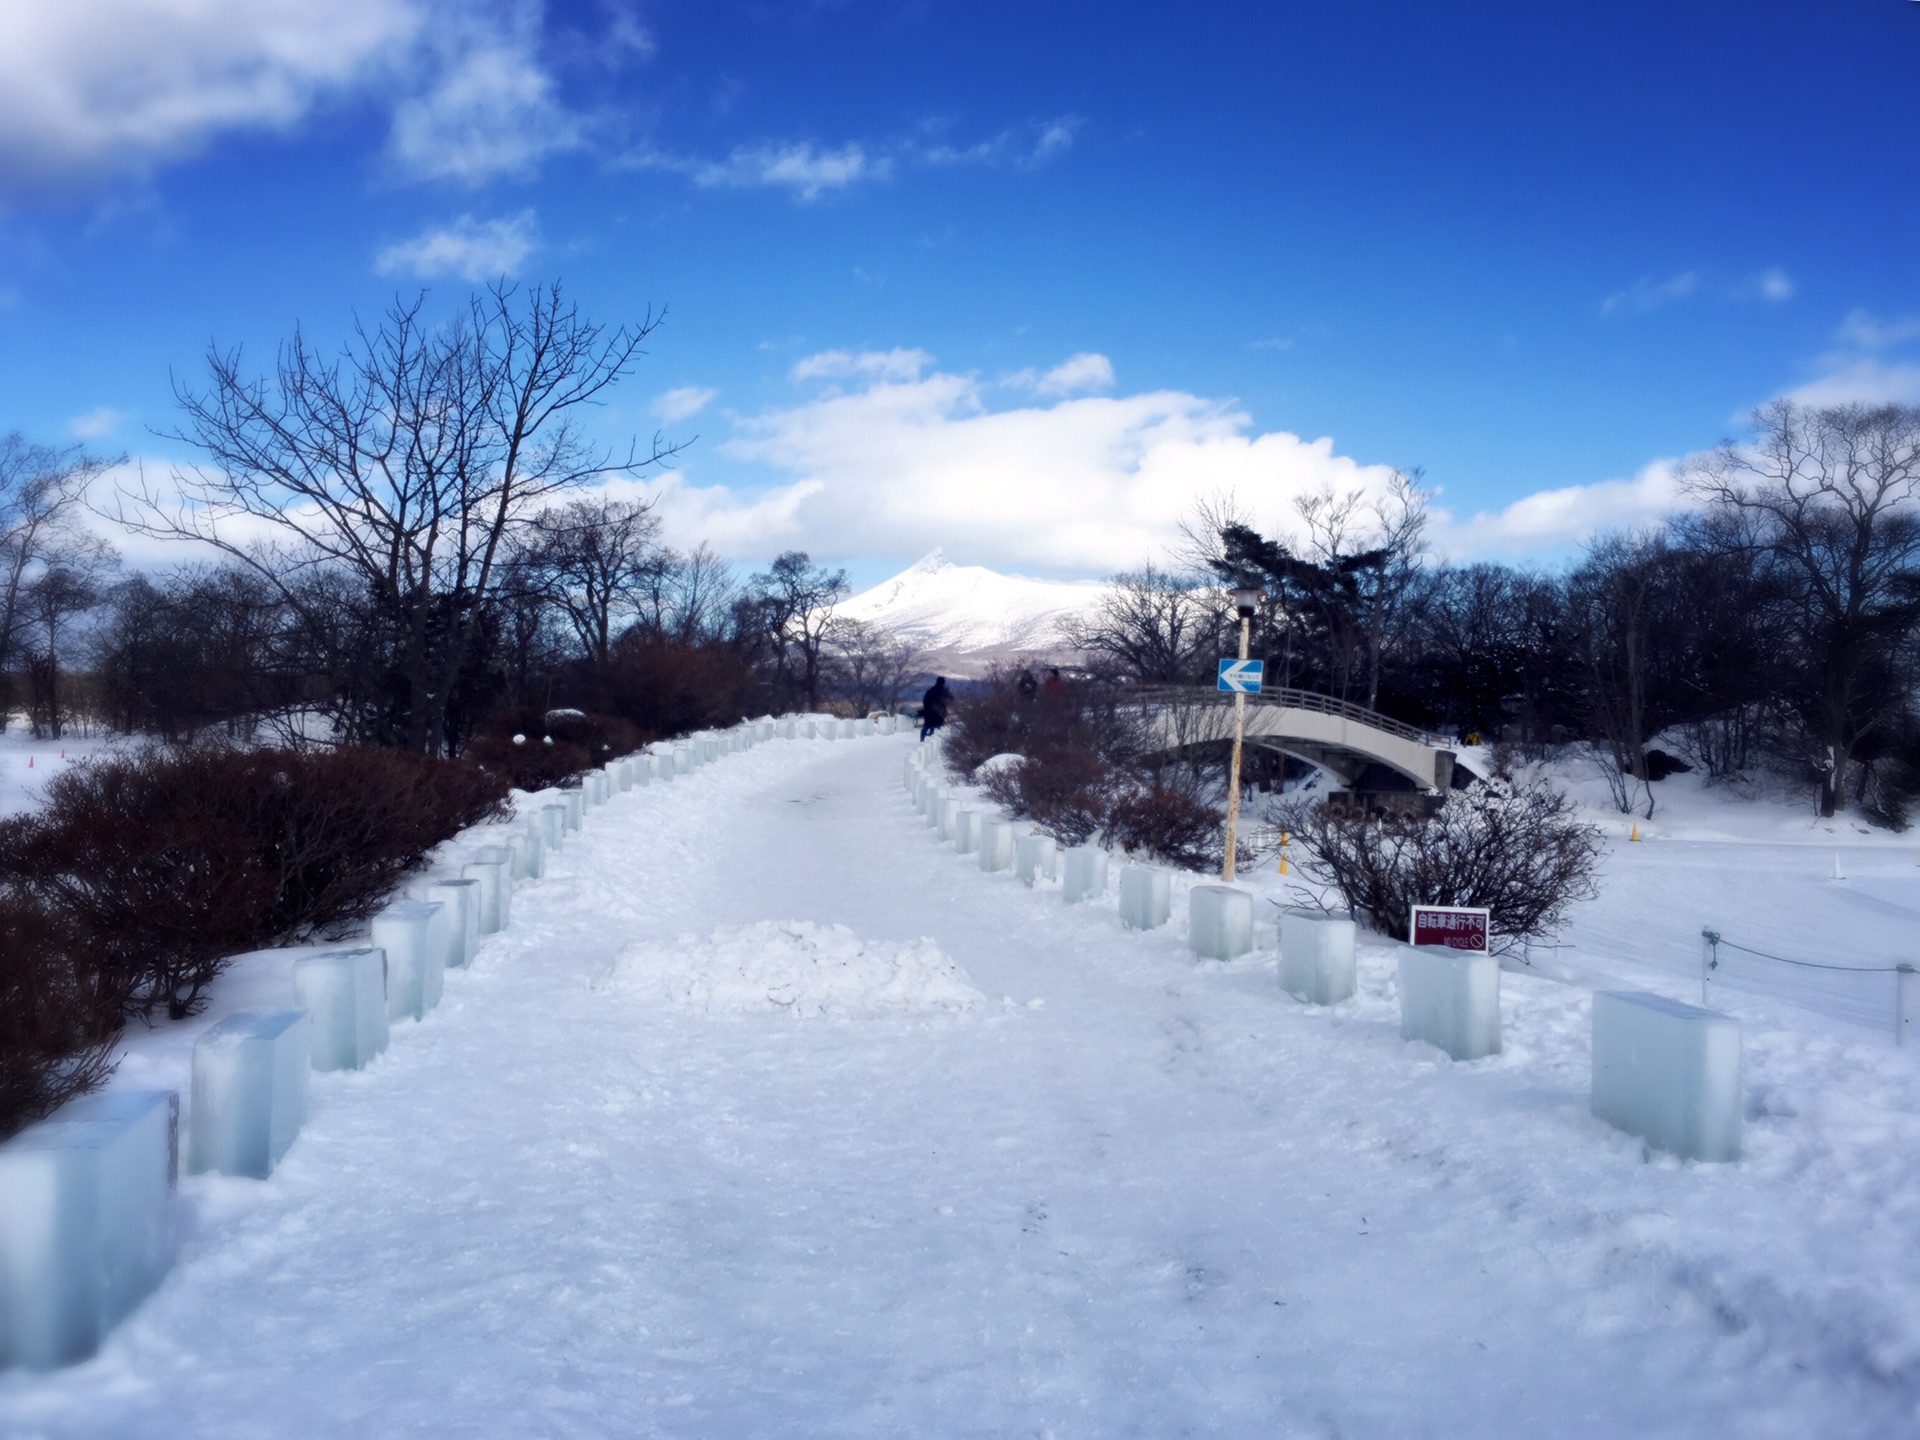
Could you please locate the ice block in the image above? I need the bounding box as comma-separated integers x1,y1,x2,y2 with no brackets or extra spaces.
1591,991,1742,1161
1062,846,1108,903
978,818,1015,873
188,1009,309,1178
1189,885,1253,960
293,948,390,1071
1119,866,1172,930
1398,944,1501,1060
1279,909,1357,1005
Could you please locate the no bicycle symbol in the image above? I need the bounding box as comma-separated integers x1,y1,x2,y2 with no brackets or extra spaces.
1217,658,1264,694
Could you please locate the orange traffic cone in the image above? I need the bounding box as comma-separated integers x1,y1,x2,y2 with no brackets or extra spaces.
1629,822,1640,842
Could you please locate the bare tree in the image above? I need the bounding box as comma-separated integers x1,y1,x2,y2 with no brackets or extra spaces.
633,541,735,642
21,540,118,739
824,617,922,714
116,283,675,754
748,551,847,707
1061,562,1224,684
1567,533,1668,817
1,435,115,730
1685,401,1920,816
515,497,664,669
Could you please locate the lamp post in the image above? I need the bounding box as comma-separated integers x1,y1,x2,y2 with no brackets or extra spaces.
1222,584,1266,883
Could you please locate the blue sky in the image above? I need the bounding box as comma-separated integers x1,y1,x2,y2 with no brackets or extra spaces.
1,1,1916,584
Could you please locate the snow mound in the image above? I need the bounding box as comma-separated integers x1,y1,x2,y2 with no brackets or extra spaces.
606,921,984,1017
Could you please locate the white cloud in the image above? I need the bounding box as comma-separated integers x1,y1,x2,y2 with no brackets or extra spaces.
385,32,582,185
626,114,1084,203
0,0,421,189
374,210,538,281
1027,116,1082,165
652,385,717,423
1601,271,1701,316
1754,267,1795,303
687,140,886,201
1785,359,1920,409
790,349,934,385
626,354,1408,572
1430,461,1688,559
1007,352,1115,397
918,114,1084,170
1834,309,1920,352
1776,309,1920,407
68,406,124,440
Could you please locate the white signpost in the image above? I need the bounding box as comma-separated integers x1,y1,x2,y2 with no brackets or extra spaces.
1218,588,1267,882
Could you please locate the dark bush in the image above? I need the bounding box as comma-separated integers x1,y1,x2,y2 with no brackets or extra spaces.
600,636,766,738
981,744,1118,847
464,732,595,791
0,745,509,1024
1284,776,1602,948
467,707,643,791
0,894,119,1141
1105,783,1224,870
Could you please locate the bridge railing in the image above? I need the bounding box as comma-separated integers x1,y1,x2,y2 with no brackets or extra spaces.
1122,684,1445,748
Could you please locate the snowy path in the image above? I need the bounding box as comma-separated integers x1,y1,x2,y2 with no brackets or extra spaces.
5,738,1919,1437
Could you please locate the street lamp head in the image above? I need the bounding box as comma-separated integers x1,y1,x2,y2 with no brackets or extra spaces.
1229,584,1266,619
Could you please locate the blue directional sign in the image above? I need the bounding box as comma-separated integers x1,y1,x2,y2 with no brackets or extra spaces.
1217,658,1265,694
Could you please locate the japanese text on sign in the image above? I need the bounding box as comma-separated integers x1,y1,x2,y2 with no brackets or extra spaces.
1409,904,1490,953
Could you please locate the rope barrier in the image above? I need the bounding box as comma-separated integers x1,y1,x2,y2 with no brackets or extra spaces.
1700,927,1914,1047
1713,936,1904,975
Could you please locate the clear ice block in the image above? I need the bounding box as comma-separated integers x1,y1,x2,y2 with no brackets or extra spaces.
1189,885,1253,959
955,808,981,854
978,819,1016,873
1062,846,1108,903
1591,991,1742,1161
0,1088,178,1370
1398,944,1501,1060
1279,909,1357,1005
459,858,504,936
1119,866,1171,930
293,948,390,1072
372,900,446,1020
1016,833,1058,887
188,1009,309,1178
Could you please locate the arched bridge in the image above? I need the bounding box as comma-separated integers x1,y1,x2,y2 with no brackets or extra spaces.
1128,686,1458,793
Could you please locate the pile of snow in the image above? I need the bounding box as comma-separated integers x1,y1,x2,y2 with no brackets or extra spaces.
605,920,984,1017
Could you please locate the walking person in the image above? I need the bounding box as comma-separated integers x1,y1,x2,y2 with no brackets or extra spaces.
919,676,951,742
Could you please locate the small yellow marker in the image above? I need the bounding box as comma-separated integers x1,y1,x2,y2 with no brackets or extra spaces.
1279,829,1291,874
1629,822,1640,842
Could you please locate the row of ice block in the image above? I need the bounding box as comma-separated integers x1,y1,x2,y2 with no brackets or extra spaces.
0,811,547,1371
1271,912,1742,1160
5,718,873,1376
904,759,1743,1164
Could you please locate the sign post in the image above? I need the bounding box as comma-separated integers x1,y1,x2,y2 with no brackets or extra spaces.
1408,904,1491,954
1218,586,1266,883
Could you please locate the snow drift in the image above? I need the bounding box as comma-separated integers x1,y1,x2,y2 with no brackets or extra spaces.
605,920,984,1017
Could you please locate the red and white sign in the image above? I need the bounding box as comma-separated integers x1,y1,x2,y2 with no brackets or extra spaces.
1409,904,1490,953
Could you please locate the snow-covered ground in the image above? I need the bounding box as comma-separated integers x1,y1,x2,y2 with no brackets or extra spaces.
0,726,120,817
3,735,1918,1436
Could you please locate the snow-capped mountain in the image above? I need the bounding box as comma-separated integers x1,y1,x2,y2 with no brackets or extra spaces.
837,549,1107,673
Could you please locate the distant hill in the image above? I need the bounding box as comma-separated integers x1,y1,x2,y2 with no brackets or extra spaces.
837,550,1107,676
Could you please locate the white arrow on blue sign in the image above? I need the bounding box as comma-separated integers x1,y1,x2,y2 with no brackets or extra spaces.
1217,658,1264,694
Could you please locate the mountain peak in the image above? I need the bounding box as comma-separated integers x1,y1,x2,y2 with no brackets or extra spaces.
903,547,951,576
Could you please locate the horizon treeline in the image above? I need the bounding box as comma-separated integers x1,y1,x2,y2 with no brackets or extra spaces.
1066,400,1920,824
3,285,1917,828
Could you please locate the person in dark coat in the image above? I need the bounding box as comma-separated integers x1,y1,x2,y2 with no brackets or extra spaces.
919,676,951,742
